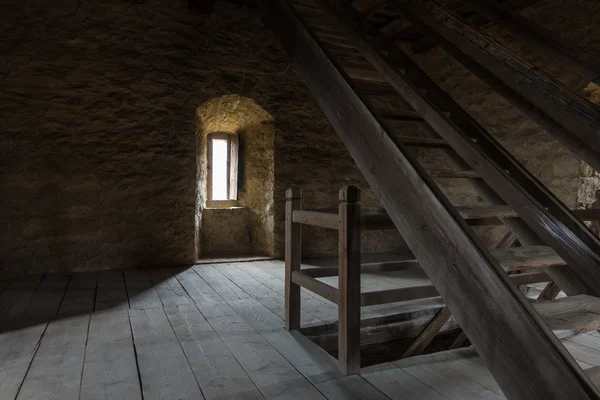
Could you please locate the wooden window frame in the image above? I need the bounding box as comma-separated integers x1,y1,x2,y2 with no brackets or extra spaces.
206,132,239,208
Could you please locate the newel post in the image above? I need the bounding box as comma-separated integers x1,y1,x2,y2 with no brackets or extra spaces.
338,185,361,375
285,186,302,331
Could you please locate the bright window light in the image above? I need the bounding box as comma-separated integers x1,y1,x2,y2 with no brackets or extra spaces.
211,138,229,200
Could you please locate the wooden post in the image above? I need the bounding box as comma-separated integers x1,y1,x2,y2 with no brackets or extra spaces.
338,186,361,375
285,187,302,331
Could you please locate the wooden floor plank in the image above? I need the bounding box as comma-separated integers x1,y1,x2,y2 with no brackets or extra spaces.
174,267,222,304
129,307,204,399
361,366,448,400
17,272,97,400
148,268,194,307
228,297,285,331
220,263,278,299
124,269,162,310
316,375,390,400
402,363,505,400
165,304,264,400
261,329,342,384
199,301,326,399
564,339,600,366
80,309,142,400
0,274,70,399
0,276,43,330
193,265,251,301
95,270,129,312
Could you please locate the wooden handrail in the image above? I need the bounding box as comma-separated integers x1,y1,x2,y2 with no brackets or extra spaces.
291,270,339,303
292,210,339,229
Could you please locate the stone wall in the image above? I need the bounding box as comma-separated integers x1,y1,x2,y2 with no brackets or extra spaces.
0,0,402,275
1,0,599,275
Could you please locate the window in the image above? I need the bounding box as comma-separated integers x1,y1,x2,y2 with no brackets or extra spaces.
207,133,239,207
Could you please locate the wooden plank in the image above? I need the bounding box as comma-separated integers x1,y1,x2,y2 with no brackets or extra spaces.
194,265,250,301
302,258,419,278
360,272,549,306
199,300,326,399
17,272,97,400
0,276,43,329
362,366,447,399
292,271,339,303
148,267,194,307
337,186,361,376
401,362,505,400
429,169,479,178
493,246,565,271
95,270,129,312
124,269,162,310
535,295,600,331
228,297,284,331
80,309,142,400
402,306,452,358
0,274,70,399
292,210,339,230
129,307,204,399
174,267,222,304
164,304,264,400
261,328,342,384
316,375,390,400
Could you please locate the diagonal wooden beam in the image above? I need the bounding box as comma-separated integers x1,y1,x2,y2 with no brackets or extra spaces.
395,0,600,169
260,0,600,398
402,306,452,358
464,0,600,84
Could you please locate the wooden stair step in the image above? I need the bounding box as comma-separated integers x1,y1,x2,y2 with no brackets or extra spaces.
428,169,479,178
456,205,516,219
380,110,424,121
534,295,600,332
396,136,449,148
493,245,565,272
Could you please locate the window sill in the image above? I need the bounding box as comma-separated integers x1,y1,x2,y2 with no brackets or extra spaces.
205,200,244,210
205,206,246,210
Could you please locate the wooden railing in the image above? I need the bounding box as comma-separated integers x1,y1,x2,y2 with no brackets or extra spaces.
284,185,552,374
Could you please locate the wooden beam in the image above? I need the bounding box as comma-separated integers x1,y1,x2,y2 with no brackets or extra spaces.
285,187,302,330
338,186,362,375
397,0,600,168
402,306,452,358
465,0,600,84
301,258,419,278
260,1,598,397
292,210,339,229
360,271,550,306
291,271,339,303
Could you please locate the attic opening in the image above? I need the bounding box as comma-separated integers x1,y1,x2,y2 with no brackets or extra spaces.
195,95,275,259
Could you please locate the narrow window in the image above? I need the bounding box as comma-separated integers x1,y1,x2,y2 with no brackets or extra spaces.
207,133,239,206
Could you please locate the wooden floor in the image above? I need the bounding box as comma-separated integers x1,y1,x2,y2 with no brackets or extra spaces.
1,259,599,400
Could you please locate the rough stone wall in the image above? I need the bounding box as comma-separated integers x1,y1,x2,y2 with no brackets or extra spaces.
0,0,401,275
201,207,252,254
2,0,598,275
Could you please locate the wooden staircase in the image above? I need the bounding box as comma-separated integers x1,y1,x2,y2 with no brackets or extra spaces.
259,0,600,398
